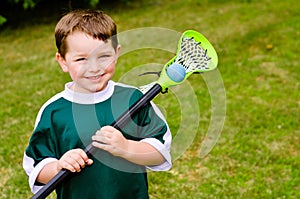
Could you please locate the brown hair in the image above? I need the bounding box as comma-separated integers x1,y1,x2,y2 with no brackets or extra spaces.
55,9,118,58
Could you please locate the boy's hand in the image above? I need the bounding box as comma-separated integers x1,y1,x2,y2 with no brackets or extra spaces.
92,126,129,157
57,149,93,172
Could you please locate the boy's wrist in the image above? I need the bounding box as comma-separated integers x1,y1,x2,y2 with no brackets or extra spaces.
56,160,62,172
120,140,141,161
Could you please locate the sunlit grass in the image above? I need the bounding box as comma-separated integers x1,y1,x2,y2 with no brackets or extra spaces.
0,0,299,198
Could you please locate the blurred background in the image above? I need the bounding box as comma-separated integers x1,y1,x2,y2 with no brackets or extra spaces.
0,0,299,198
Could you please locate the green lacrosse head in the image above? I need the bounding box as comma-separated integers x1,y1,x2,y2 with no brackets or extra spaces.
157,30,218,92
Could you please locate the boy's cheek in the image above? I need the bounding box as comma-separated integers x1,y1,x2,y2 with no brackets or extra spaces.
105,62,116,73
69,70,80,80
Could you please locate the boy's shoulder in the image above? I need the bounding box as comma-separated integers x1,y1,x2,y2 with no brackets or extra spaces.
114,82,143,98
115,82,139,90
33,91,66,127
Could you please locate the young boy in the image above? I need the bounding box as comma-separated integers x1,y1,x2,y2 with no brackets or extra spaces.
23,9,172,199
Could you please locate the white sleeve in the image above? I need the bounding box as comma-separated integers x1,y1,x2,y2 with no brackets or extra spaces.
23,153,58,193
140,102,172,171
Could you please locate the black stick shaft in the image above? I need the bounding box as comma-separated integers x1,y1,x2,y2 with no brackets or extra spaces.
31,83,162,199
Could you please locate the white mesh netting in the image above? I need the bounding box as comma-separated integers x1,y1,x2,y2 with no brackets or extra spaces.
175,37,211,73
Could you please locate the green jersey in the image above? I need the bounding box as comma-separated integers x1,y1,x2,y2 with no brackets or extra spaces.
23,81,172,199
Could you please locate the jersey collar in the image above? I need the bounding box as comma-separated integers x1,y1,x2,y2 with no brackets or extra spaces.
62,80,115,104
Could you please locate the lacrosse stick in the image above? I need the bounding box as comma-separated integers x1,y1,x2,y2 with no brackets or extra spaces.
31,29,218,199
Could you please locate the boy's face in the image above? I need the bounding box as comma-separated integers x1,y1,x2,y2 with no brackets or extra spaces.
56,31,120,93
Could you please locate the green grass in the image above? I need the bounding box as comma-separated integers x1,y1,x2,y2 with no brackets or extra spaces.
0,0,299,198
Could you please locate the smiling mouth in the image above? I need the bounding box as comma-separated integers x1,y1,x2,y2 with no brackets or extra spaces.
87,74,103,80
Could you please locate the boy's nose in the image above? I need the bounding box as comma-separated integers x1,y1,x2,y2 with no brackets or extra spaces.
87,58,105,73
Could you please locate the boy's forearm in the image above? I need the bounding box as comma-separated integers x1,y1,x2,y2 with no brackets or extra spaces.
122,141,165,166
36,161,60,184
92,126,167,166
35,142,165,185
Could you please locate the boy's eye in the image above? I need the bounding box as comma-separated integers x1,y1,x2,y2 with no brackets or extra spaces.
75,58,87,62
98,54,112,59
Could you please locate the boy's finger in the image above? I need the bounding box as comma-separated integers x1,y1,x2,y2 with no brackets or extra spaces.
74,149,93,166
92,141,110,151
92,135,108,144
77,149,91,162
74,155,86,167
85,159,93,165
100,126,115,133
61,161,77,173
67,158,81,172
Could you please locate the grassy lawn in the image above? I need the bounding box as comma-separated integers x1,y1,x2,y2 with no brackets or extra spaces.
0,0,299,198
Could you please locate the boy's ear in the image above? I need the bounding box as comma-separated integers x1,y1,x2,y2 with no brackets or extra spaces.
116,44,121,54
115,44,121,62
56,52,69,72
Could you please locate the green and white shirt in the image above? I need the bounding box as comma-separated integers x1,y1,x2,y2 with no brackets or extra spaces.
23,80,172,199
